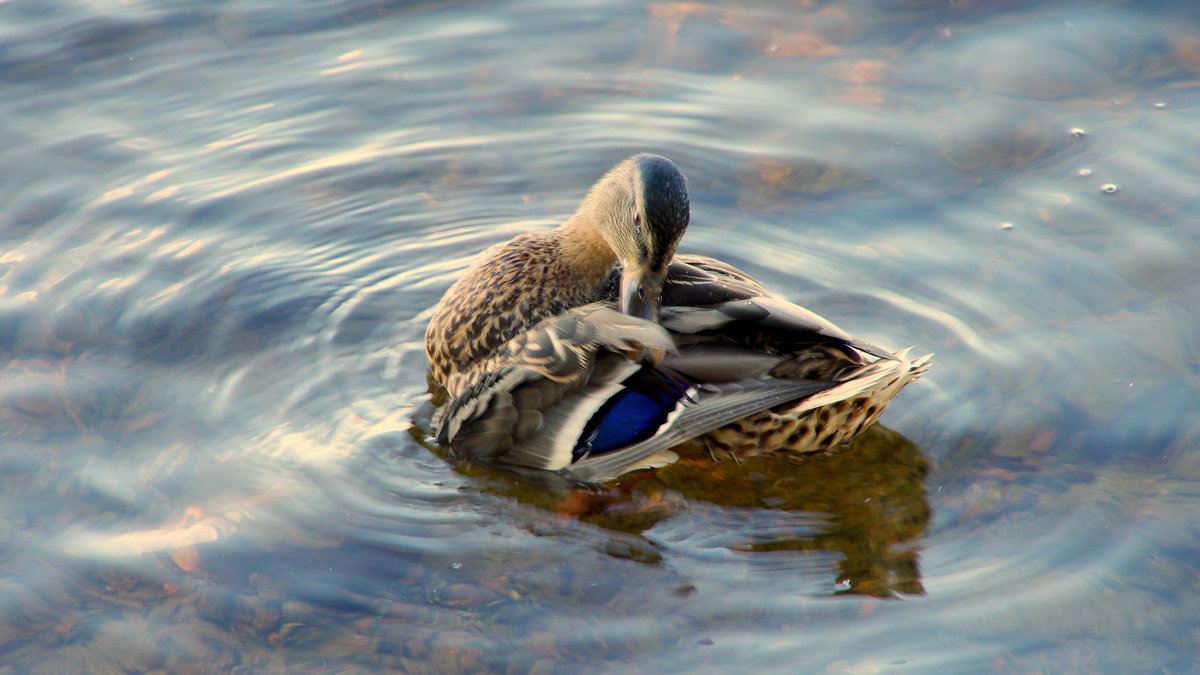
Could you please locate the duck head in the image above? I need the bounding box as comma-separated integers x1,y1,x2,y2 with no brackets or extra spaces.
580,154,690,321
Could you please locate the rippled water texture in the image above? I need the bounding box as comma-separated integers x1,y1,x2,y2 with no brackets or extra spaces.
2,0,1199,672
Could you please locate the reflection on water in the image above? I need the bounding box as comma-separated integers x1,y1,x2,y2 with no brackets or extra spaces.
456,426,929,598
2,0,1200,671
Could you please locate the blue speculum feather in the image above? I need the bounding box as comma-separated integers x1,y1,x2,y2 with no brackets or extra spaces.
574,370,692,460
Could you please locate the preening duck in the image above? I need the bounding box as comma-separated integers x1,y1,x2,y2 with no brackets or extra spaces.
425,154,930,483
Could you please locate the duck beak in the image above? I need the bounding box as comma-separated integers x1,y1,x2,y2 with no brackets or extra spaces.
618,263,664,321
619,264,667,365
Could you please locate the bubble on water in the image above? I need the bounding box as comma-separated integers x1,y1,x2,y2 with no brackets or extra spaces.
941,27,953,38
1153,102,1167,109
768,44,779,53
1100,183,1119,195
1077,168,1093,177
1069,128,1087,139
834,578,852,592
450,562,463,569
999,222,1014,231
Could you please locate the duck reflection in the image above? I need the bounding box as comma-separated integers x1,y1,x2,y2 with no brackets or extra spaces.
436,423,930,599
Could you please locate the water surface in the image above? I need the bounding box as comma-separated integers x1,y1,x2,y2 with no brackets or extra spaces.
2,0,1199,672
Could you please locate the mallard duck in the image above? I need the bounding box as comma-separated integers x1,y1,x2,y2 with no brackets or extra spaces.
425,154,930,483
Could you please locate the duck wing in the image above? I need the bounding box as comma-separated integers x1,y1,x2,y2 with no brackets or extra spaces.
433,304,674,462
563,375,838,482
662,255,896,361
435,301,843,482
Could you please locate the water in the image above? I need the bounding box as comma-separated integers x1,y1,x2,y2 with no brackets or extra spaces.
2,0,1199,672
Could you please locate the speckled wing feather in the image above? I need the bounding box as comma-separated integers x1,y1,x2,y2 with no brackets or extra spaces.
564,376,838,482
433,304,674,459
566,347,933,482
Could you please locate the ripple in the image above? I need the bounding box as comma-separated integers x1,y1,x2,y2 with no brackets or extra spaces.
2,0,1199,671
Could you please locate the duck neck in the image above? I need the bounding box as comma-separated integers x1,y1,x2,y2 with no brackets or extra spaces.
557,214,619,287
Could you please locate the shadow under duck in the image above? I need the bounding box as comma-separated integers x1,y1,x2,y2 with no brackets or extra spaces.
425,154,931,483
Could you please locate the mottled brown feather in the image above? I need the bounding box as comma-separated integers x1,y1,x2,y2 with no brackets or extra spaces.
425,227,616,393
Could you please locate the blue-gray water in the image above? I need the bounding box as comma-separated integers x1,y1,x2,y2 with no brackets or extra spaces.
2,1,1199,672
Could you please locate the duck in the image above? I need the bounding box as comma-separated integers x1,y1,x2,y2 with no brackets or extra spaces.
425,154,931,484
